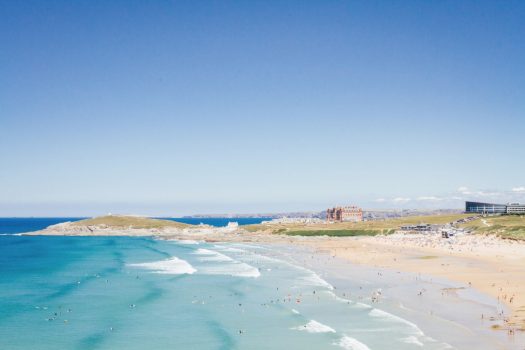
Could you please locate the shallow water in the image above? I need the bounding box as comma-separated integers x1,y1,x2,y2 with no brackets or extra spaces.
273,243,523,350
0,235,465,349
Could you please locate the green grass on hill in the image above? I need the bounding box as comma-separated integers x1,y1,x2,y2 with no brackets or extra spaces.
284,229,395,237
71,215,192,229
459,215,525,240
243,214,471,236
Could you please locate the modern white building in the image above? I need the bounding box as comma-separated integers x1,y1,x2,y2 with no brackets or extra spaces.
465,201,525,214
507,203,525,214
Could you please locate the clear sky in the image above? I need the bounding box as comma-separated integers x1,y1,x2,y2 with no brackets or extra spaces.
1,1,524,216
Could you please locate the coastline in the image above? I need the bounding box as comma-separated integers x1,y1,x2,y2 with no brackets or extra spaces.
291,233,525,333
264,242,524,349
24,220,525,348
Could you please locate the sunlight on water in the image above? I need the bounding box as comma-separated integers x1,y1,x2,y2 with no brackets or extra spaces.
0,234,456,350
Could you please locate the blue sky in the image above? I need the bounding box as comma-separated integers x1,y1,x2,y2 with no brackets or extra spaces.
1,1,524,216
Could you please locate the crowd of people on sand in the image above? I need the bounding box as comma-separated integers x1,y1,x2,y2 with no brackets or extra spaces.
369,232,524,253
300,246,525,340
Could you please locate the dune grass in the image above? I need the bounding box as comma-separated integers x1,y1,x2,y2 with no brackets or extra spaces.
71,215,192,229
243,214,471,236
459,215,525,240
284,229,395,237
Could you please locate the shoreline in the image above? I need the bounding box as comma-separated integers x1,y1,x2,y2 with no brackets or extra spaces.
264,242,523,349
290,233,525,333
24,221,525,347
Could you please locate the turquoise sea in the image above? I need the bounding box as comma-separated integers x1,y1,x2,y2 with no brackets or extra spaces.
0,219,487,349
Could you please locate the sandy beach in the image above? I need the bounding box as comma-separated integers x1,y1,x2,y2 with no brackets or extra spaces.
293,234,525,329
268,242,524,350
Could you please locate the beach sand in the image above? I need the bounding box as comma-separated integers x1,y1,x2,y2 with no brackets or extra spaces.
267,242,523,349
291,234,525,339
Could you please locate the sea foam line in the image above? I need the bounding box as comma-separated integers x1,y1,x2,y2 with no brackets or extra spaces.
193,248,233,262
369,308,424,336
401,335,424,347
171,239,201,245
334,335,371,350
128,257,196,275
239,249,332,286
193,248,261,278
212,245,246,253
292,320,336,333
296,272,334,290
211,244,336,287
216,245,335,288
324,291,372,309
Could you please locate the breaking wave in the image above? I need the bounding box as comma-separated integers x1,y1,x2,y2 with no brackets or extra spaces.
369,308,424,336
401,335,424,346
193,248,261,278
334,335,371,350
292,320,336,333
128,257,196,275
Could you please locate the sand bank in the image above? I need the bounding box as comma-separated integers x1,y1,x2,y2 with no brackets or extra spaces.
291,233,525,335
266,242,524,349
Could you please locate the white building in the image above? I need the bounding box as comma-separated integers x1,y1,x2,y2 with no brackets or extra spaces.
507,203,525,214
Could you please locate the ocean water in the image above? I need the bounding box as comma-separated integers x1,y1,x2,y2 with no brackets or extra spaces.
0,218,86,235
0,227,459,350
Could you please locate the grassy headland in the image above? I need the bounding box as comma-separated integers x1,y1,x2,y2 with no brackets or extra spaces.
243,214,472,237
71,215,192,229
459,215,525,240
283,229,394,237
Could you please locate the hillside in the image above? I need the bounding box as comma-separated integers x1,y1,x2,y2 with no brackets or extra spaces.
70,215,192,230
243,214,472,236
459,215,525,240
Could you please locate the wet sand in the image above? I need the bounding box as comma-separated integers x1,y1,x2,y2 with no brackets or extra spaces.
290,233,525,336
266,243,525,350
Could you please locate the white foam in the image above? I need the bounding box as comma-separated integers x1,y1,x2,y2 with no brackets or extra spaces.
335,335,371,350
369,308,424,336
173,239,200,245
128,257,196,275
292,320,336,333
194,248,237,262
199,262,261,278
193,248,233,260
324,291,372,309
291,309,300,314
194,248,260,278
193,248,218,255
401,336,424,347
237,252,287,265
213,245,246,253
215,245,334,290
233,243,269,250
298,273,334,290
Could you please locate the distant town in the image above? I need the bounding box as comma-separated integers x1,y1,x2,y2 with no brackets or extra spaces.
184,208,463,220
185,200,525,221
